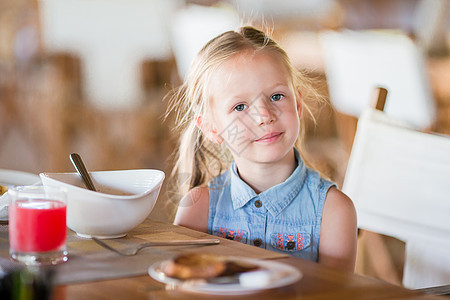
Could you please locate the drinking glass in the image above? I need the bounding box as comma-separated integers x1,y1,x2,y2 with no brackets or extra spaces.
8,185,68,265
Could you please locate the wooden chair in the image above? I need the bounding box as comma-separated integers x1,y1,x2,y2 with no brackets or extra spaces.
343,87,450,290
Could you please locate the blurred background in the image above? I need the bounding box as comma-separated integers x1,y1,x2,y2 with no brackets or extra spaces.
1,0,449,286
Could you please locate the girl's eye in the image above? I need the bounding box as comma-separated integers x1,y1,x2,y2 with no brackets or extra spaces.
271,94,284,102
233,104,247,112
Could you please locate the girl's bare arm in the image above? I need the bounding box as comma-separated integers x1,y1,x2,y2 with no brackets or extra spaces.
319,187,358,272
173,186,210,233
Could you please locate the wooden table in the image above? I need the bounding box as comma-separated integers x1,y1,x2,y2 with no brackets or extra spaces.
54,256,446,300
0,219,442,299
34,220,441,300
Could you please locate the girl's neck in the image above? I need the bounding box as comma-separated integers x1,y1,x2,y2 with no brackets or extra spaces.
235,150,297,194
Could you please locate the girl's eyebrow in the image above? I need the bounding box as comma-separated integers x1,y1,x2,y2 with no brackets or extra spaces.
226,84,289,100
218,81,291,106
270,82,290,89
223,96,247,110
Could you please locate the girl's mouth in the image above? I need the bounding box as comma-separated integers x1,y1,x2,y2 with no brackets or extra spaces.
254,132,283,143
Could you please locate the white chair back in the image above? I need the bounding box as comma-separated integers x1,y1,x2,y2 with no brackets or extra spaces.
319,30,436,130
343,89,450,288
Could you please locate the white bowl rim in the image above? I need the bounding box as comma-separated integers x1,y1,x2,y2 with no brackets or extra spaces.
39,169,165,199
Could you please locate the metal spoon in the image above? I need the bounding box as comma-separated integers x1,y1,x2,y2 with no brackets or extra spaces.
69,153,97,191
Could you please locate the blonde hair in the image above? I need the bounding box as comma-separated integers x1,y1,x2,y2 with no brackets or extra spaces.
167,26,321,200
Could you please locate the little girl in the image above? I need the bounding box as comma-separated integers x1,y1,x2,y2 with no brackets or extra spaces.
168,26,357,271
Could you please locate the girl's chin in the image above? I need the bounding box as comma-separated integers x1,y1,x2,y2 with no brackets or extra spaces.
238,147,293,164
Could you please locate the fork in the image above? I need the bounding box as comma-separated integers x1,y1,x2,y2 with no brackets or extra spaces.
92,237,220,256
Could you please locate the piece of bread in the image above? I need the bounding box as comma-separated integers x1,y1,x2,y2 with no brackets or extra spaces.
0,185,7,196
162,253,227,279
161,253,259,280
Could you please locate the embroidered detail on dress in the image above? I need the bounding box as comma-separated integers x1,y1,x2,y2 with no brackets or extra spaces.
235,230,244,242
214,227,248,243
286,234,295,250
271,232,311,252
297,233,305,250
226,230,235,240
218,227,227,238
276,233,285,250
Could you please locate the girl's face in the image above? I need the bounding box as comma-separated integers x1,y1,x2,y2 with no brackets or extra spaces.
204,50,302,166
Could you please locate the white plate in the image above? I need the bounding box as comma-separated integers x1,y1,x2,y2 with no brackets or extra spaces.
148,256,302,295
0,169,41,187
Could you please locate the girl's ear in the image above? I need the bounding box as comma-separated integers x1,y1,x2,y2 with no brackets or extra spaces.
195,115,223,144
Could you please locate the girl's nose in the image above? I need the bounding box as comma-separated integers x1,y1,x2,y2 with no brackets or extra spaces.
253,100,276,126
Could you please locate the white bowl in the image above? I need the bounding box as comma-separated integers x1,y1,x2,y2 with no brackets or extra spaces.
39,169,165,239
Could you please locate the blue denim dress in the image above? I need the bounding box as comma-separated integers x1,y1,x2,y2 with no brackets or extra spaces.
208,149,336,261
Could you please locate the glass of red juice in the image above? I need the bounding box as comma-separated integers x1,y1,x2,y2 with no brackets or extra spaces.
8,185,68,265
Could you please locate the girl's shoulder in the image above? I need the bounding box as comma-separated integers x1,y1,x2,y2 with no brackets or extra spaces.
185,186,210,209
173,186,210,233
325,187,354,212
323,187,356,231
191,185,210,199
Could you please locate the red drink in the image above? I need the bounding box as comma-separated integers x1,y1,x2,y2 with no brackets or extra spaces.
9,199,67,252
